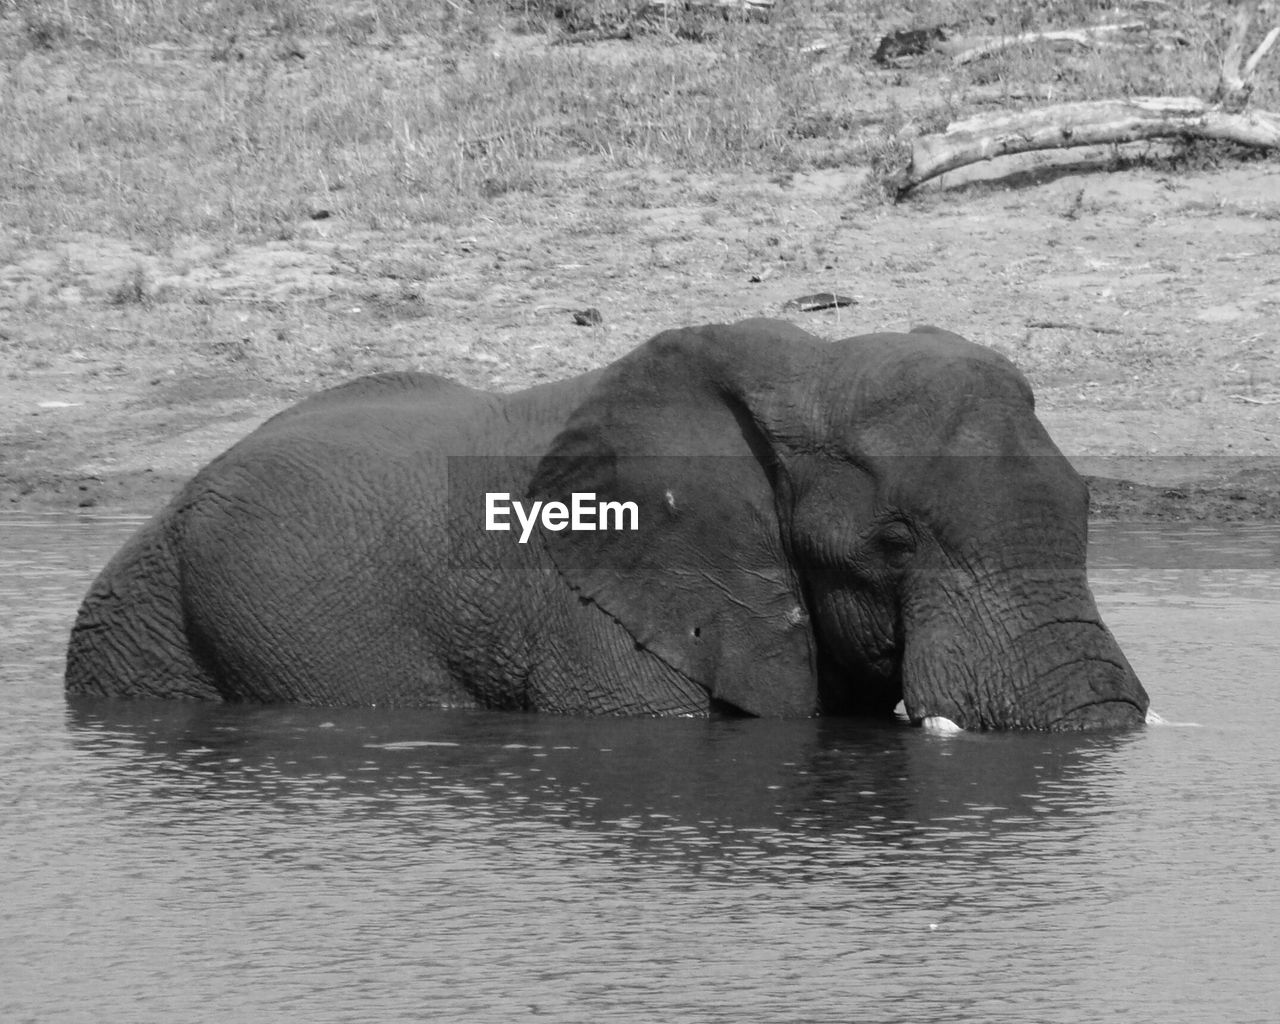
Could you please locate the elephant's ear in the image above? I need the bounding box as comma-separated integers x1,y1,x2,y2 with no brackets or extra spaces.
528,320,820,717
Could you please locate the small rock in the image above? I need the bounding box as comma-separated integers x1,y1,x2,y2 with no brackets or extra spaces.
783,293,857,313
572,308,603,326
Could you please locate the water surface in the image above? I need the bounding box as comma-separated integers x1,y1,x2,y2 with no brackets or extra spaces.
3,516,1278,1022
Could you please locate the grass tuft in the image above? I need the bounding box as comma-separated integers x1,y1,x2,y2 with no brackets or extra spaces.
106,263,152,306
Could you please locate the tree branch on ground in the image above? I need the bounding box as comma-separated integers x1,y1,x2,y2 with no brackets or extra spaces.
874,21,1184,67
893,98,1280,192
943,22,1159,65
892,2,1280,196
1214,0,1280,108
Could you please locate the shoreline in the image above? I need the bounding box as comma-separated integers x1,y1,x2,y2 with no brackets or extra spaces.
5,462,1279,522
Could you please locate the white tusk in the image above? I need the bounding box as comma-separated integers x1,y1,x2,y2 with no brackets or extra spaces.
1143,709,1201,727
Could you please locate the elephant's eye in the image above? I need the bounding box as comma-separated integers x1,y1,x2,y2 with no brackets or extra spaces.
874,521,916,567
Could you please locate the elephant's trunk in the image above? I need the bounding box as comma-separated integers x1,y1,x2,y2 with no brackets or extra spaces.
900,573,1148,731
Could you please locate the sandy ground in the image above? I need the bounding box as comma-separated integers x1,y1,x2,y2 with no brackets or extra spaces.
2,135,1278,520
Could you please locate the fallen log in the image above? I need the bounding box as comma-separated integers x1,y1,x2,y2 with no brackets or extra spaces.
893,97,1280,193
872,20,1185,67
893,3,1280,195
942,22,1154,64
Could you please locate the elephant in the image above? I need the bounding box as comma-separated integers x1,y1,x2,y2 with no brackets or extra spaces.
65,318,1149,730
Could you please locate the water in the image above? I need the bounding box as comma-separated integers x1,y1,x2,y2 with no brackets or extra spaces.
3,515,1279,1023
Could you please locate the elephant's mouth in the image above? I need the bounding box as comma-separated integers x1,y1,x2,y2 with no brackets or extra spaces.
818,649,903,717
1047,698,1148,731
897,617,1150,731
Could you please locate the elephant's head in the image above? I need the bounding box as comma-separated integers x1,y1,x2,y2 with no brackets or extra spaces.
528,319,1148,729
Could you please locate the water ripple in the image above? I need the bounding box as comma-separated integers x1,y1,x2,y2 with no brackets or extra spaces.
2,516,1279,1023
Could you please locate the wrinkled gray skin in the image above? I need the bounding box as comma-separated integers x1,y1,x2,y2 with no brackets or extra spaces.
66,319,1149,729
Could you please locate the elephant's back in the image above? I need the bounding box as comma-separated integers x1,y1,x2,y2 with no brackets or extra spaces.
177,365,590,539
250,369,591,458
257,370,490,445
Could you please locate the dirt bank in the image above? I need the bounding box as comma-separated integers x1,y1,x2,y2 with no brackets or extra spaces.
2,21,1277,522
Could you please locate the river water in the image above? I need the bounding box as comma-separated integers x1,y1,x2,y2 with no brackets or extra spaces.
2,515,1278,1023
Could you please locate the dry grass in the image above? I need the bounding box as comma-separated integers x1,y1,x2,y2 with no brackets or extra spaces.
2,1,1273,248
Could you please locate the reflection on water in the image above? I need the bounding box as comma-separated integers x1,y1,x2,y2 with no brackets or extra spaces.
60,699,1145,879
3,516,1280,1023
